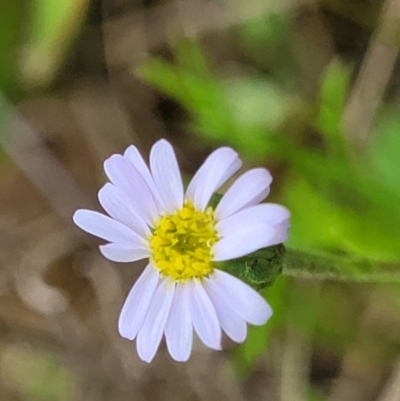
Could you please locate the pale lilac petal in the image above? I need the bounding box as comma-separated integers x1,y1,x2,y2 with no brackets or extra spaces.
215,168,273,221
136,278,175,363
150,139,184,213
213,224,275,261
216,204,290,233
213,204,289,260
188,279,221,350
204,276,247,343
123,145,154,189
254,203,291,225
73,209,140,244
98,183,150,238
100,243,149,262
269,220,291,246
185,147,242,211
124,145,165,210
104,154,158,225
118,264,159,340
211,270,272,325
165,283,193,362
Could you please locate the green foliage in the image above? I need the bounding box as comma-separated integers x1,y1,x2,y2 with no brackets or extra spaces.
284,161,400,262
241,13,290,49
0,0,25,96
369,109,400,199
4,346,74,401
239,13,297,87
315,60,351,156
22,0,90,87
282,60,400,263
139,39,295,158
0,0,89,92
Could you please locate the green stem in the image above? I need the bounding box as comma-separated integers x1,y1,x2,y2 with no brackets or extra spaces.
283,249,400,284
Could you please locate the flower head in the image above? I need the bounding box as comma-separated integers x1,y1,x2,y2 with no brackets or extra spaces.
73,139,290,362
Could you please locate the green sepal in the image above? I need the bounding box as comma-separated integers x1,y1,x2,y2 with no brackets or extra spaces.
216,244,285,291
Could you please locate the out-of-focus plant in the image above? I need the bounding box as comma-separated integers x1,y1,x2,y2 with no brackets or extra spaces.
139,34,400,373
139,40,400,265
2,345,75,401
139,39,298,159
0,0,25,96
0,0,90,159
0,0,90,96
20,0,90,88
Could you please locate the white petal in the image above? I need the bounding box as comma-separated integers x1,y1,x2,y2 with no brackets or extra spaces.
216,204,290,233
118,264,159,340
100,243,149,262
252,203,291,225
213,224,275,261
165,283,193,362
123,145,153,189
136,278,175,363
215,168,273,221
98,183,150,238
213,204,290,260
269,220,291,246
211,269,272,325
203,276,247,343
188,279,221,350
73,209,141,244
104,154,158,226
124,145,166,210
185,147,242,211
150,139,184,213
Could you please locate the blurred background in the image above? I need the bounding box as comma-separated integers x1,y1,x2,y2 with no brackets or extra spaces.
1,0,400,400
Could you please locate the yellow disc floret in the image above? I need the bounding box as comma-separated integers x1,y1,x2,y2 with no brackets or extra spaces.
150,201,218,281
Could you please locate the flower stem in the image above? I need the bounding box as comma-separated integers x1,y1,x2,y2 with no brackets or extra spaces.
282,249,400,284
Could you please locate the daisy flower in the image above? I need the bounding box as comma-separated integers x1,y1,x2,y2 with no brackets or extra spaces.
73,139,290,363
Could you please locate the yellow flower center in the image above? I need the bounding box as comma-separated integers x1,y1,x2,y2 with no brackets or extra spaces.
150,202,218,281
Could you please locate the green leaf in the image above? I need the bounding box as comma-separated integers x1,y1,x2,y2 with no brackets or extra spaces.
220,77,292,157
369,109,400,198
315,60,352,156
0,0,25,96
139,40,294,159
21,0,90,87
241,13,290,48
283,169,400,263
4,346,74,401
